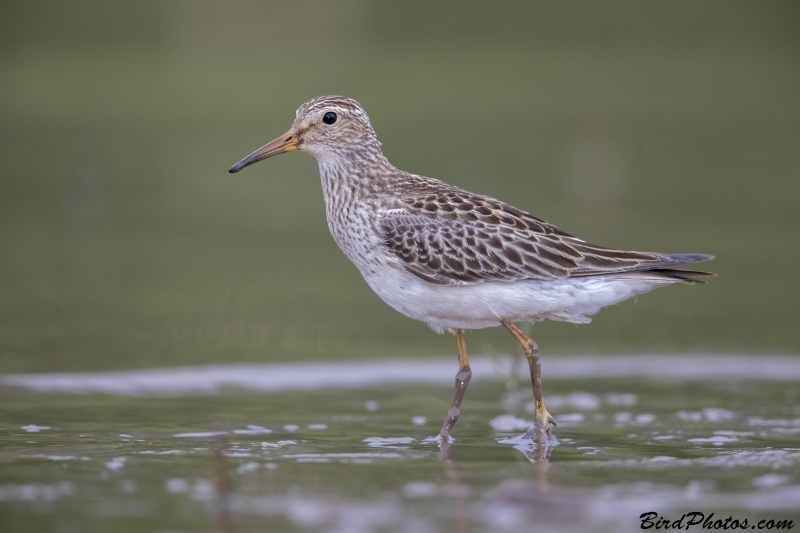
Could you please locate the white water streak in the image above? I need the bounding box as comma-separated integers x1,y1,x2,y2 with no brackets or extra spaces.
1,354,798,396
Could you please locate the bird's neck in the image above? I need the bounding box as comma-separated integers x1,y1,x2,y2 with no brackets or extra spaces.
316,149,397,264
317,148,396,206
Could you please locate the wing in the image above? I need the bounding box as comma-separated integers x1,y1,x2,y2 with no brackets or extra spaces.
378,190,713,286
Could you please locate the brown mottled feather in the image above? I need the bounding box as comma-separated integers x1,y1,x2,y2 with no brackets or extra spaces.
378,184,714,286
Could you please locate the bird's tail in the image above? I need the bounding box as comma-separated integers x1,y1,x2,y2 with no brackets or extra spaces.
647,253,716,283
642,267,716,284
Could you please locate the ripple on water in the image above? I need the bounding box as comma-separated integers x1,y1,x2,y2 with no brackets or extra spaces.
363,437,416,448
173,431,227,438
232,425,273,435
677,408,736,422
259,440,295,448
0,482,75,502
20,425,50,433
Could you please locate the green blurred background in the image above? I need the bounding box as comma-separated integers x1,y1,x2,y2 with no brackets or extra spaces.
1,1,798,373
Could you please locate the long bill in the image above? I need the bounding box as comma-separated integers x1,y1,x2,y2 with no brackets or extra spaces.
228,128,298,173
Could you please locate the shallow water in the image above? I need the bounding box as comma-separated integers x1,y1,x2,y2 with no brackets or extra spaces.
2,355,798,532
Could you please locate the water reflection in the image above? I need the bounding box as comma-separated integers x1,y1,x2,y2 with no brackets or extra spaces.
212,443,233,533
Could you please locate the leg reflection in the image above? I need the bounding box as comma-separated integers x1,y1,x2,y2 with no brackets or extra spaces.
212,442,233,533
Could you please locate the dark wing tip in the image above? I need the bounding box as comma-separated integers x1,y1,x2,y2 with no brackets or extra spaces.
647,268,716,284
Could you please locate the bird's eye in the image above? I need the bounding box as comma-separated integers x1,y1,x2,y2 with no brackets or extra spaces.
322,112,337,125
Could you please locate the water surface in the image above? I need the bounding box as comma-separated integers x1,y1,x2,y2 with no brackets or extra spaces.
2,355,798,532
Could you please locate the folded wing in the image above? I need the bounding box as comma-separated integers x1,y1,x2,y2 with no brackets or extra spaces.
379,191,714,286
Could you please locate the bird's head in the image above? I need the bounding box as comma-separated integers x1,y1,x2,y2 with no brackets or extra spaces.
229,95,380,173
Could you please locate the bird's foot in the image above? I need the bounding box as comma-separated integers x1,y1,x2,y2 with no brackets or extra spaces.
524,401,559,446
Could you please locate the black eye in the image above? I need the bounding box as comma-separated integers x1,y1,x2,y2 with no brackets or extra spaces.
322,112,337,125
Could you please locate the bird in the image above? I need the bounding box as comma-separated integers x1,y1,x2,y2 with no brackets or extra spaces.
229,95,714,446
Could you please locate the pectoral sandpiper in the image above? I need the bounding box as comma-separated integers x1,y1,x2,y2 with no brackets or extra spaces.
229,95,714,447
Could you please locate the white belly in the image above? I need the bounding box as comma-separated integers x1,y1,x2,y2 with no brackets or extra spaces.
361,263,675,331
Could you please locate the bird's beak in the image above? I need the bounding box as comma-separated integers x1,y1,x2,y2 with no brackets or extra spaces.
228,128,299,173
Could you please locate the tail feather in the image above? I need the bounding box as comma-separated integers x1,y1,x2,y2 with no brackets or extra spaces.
658,253,715,267
646,253,715,283
572,251,715,280
643,267,716,284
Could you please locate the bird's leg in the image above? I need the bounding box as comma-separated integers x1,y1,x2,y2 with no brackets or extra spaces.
439,328,472,443
500,319,556,445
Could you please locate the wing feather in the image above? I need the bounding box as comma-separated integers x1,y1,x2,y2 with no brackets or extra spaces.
378,190,713,285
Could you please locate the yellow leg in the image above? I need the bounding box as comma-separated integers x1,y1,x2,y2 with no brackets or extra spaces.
500,319,555,444
439,328,472,441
